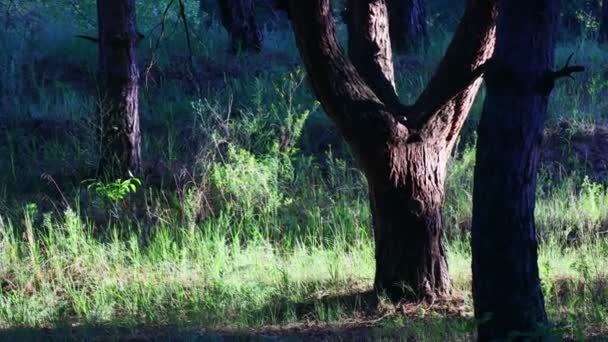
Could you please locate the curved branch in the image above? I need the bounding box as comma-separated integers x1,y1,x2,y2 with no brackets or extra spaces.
535,53,585,95
287,0,399,144
409,0,497,135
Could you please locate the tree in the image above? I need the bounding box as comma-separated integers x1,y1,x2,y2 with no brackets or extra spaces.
97,0,142,176
601,0,608,43
387,0,428,53
471,0,583,339
218,0,262,52
199,0,217,29
286,0,497,301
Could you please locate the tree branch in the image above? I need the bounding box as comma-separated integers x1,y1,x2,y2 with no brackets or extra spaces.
346,0,403,111
535,53,585,95
143,0,176,88
409,0,497,135
287,0,398,143
178,0,195,71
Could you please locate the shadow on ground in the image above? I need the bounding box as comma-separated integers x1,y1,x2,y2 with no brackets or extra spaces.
0,291,473,341
0,290,606,341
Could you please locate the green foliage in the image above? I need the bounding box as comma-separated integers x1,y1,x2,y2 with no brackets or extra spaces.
210,145,288,215
83,176,142,203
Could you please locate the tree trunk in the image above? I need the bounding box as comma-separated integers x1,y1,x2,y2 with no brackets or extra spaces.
601,0,608,43
97,0,141,177
387,0,428,54
199,0,217,29
218,0,262,53
471,0,560,339
286,0,496,301
368,142,451,300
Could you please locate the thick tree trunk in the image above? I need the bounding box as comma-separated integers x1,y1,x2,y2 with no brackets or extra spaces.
368,142,451,300
218,0,262,53
97,0,141,176
287,0,496,301
601,0,608,43
471,0,559,339
387,0,428,54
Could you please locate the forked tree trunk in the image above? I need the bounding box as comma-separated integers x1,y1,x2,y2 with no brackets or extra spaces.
601,0,608,43
471,0,567,339
97,0,141,176
387,0,428,53
218,0,262,52
287,0,497,301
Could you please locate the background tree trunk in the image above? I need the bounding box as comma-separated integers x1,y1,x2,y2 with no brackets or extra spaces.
600,0,608,43
218,0,262,53
97,0,141,177
471,0,559,339
287,0,496,301
199,0,217,30
387,0,428,54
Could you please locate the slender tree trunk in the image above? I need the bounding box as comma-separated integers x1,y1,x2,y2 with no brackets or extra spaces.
471,0,562,339
287,0,496,301
199,0,217,29
97,0,141,176
387,0,428,54
218,0,262,53
601,0,608,43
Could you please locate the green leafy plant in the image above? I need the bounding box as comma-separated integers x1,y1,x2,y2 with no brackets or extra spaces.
83,175,142,203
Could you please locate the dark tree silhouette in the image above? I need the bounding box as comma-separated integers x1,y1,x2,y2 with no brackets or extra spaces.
287,0,497,301
218,0,262,52
97,0,141,176
471,0,583,339
199,0,217,29
601,0,608,43
387,0,428,53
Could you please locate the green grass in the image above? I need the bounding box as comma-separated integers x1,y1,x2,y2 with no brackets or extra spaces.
1,1,608,340
0,149,607,339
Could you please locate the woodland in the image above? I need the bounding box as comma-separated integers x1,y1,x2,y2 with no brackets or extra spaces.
0,0,608,340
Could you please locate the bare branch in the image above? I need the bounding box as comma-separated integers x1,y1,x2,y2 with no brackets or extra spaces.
178,0,195,71
536,53,585,95
143,0,176,88
75,34,99,43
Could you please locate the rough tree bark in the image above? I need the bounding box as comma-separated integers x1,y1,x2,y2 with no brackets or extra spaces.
471,0,582,339
601,0,608,43
287,0,497,301
346,0,402,110
97,0,141,176
218,0,262,52
387,0,428,53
